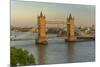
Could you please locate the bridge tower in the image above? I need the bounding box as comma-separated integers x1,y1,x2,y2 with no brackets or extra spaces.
65,14,77,42
36,12,48,45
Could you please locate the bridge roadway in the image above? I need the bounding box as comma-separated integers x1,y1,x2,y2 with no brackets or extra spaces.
11,36,95,41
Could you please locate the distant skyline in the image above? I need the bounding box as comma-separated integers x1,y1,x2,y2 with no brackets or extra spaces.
11,0,95,27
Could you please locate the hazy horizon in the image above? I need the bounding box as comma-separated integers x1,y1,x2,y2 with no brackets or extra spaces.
11,0,95,27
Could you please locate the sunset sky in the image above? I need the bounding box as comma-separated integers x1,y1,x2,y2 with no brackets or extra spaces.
11,0,95,27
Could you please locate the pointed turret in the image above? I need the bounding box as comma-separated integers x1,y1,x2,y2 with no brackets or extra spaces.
69,13,73,19
40,11,43,17
67,13,74,22
43,14,46,18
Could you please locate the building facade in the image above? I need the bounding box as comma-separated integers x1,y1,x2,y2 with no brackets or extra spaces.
37,12,48,44
66,14,77,41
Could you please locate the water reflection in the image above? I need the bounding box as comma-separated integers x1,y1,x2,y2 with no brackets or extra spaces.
37,45,47,65
67,42,75,63
11,32,95,65
37,42,76,64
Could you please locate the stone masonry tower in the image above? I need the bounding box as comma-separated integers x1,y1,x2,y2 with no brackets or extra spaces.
65,14,77,42
36,12,48,45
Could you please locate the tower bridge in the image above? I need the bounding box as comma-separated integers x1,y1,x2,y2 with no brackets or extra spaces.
36,12,77,45
11,12,94,44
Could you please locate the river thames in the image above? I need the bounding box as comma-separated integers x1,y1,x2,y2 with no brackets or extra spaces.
10,32,95,65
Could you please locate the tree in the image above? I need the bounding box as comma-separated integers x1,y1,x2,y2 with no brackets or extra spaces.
10,47,35,66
